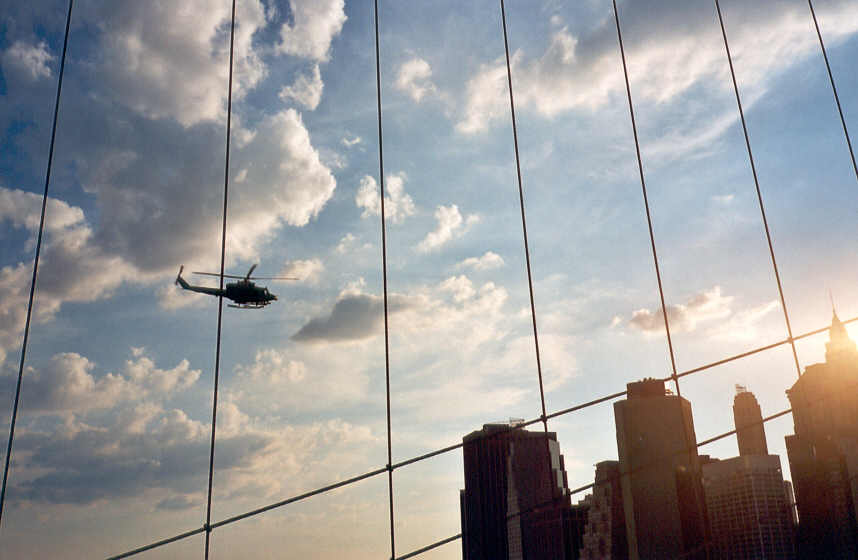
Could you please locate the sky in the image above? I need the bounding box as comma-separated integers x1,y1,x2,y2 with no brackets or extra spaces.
1,0,858,558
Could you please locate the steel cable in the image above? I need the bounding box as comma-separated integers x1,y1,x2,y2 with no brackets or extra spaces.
611,0,683,398
714,0,802,380
373,1,397,558
499,0,550,430
0,0,74,529
203,1,237,557
807,0,858,185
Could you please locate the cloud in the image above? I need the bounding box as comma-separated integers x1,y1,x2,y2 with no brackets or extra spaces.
395,57,439,102
73,107,335,272
280,258,324,285
355,173,416,225
18,349,200,414
3,348,378,508
92,0,269,127
709,299,781,341
456,2,858,142
335,233,357,254
279,64,324,110
416,204,479,253
231,347,370,413
440,275,476,302
292,284,413,343
628,286,733,334
625,286,779,340
0,187,84,236
341,135,361,147
2,40,54,81
277,0,347,62
457,251,505,271
0,188,137,363
457,54,514,134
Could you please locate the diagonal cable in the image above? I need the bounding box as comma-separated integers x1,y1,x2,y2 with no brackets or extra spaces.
499,0,560,507
0,0,74,529
373,1,397,558
499,0,550,432
203,1,237,557
714,0,802,380
102,313,857,559
611,0,683,397
807,0,858,184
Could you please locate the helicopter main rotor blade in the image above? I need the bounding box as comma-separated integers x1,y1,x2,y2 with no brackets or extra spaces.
246,276,299,281
192,271,246,279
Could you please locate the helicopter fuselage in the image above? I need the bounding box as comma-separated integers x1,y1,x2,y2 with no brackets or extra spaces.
224,280,277,306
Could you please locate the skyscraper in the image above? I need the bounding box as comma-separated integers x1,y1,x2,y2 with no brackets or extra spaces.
581,460,628,560
734,385,768,456
614,378,708,560
702,455,795,559
460,422,574,560
701,386,795,558
785,311,858,559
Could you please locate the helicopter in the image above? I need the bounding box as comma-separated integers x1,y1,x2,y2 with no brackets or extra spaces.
175,264,295,309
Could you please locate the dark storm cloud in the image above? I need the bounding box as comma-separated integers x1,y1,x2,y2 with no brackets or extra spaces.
292,293,412,343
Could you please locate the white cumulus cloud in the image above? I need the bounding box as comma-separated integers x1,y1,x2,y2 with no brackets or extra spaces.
2,40,54,81
279,64,324,110
355,173,416,225
457,251,505,271
395,57,438,102
416,204,480,253
277,0,347,62
280,258,324,285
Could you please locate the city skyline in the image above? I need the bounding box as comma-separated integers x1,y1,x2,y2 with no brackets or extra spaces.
2,0,858,558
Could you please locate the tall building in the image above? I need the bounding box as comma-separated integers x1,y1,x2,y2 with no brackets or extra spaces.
785,311,858,559
702,455,796,559
734,385,768,456
581,460,628,560
614,378,708,560
460,422,575,560
700,386,795,558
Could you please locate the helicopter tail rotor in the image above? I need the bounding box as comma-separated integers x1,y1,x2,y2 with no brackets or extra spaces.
175,265,185,287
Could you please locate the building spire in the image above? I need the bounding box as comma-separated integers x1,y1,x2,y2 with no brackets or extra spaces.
825,296,856,362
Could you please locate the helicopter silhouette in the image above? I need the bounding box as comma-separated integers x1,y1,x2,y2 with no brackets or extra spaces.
175,264,295,309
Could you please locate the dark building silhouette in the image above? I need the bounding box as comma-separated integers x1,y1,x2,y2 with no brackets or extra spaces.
564,499,591,560
614,378,708,560
581,460,628,560
785,311,858,559
734,384,768,456
700,386,794,558
702,455,795,559
460,422,576,560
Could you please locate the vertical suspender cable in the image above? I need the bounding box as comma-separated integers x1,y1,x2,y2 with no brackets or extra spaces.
204,0,237,557
499,0,549,430
0,0,74,529
807,0,858,184
611,0,682,396
714,0,802,380
499,0,559,510
373,1,396,558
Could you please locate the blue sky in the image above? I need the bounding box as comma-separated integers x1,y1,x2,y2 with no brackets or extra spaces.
1,0,858,557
